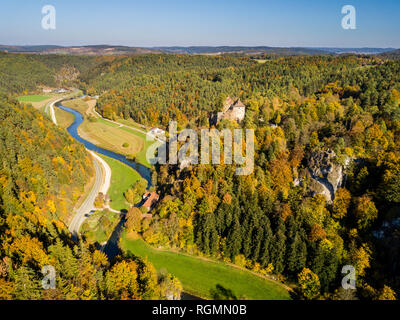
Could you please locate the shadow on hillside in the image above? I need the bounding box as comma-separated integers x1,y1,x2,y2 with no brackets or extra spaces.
103,216,126,262
210,284,237,300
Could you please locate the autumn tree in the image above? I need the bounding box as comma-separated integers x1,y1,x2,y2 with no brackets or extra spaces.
297,268,321,300
354,195,378,230
126,207,143,233
105,260,139,300
0,279,14,300
125,179,148,206
158,271,183,300
332,188,351,219
124,188,135,205
377,285,397,300
94,192,105,208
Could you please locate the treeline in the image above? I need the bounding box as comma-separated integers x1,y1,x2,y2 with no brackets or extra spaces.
84,54,385,129
0,96,180,299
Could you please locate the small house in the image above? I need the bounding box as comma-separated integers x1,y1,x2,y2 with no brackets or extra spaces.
141,192,160,212
148,127,165,139
54,88,69,94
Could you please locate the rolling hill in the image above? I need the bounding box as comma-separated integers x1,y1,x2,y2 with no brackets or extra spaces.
1,45,397,56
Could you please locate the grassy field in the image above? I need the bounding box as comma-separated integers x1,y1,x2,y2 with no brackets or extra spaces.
99,154,142,211
17,95,50,102
116,118,149,131
121,235,291,300
81,210,121,244
80,119,144,156
119,126,157,167
18,92,81,113
62,99,89,115
95,115,155,167
18,94,56,112
63,99,150,166
55,107,75,129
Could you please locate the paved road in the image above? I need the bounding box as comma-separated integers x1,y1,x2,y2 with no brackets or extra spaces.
49,99,60,125
88,150,111,195
45,98,64,124
47,93,112,240
45,89,80,117
68,154,103,241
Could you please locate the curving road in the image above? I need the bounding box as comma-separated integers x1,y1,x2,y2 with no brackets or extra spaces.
68,153,103,241
45,98,64,125
45,89,81,123
47,94,112,240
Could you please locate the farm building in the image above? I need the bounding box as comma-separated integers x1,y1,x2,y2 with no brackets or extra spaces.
141,192,160,212
148,127,165,139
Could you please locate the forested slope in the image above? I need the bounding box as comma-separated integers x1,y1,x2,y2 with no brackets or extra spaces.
0,53,107,94
0,77,180,300
84,53,400,300
85,54,386,129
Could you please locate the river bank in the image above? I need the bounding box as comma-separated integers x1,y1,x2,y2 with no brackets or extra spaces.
56,103,152,187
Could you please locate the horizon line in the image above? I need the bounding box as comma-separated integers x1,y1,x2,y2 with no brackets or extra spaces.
0,44,398,50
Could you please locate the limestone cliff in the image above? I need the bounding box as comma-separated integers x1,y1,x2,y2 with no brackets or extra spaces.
304,150,348,202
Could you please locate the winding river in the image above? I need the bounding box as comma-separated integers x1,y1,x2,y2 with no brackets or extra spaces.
56,103,152,187
57,103,202,299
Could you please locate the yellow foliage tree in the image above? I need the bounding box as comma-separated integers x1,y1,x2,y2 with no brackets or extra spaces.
298,268,321,300
377,285,397,300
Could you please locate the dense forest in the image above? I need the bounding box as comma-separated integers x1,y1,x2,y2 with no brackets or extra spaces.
86,54,385,129
0,52,111,94
1,51,400,300
82,54,400,300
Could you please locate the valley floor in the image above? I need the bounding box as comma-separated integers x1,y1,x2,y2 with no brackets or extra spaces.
121,233,291,300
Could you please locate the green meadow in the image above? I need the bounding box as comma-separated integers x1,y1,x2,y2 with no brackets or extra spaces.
17,95,50,102
121,235,291,300
99,154,141,211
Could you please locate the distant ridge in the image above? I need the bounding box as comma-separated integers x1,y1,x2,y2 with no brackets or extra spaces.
378,48,400,59
313,47,396,55
151,46,332,55
0,45,397,56
0,45,161,55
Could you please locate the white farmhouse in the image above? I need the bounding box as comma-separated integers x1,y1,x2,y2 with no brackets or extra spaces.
148,127,165,139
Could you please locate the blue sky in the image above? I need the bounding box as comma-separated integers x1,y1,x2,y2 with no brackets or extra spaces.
0,0,399,47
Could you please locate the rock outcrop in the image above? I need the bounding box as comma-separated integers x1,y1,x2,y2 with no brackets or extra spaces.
305,149,348,203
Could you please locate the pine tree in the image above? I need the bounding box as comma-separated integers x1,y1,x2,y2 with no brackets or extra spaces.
226,217,242,260
271,218,286,274
259,217,273,267
13,267,42,300
287,232,306,276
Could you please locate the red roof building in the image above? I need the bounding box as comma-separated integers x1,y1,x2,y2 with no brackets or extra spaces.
142,192,159,211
